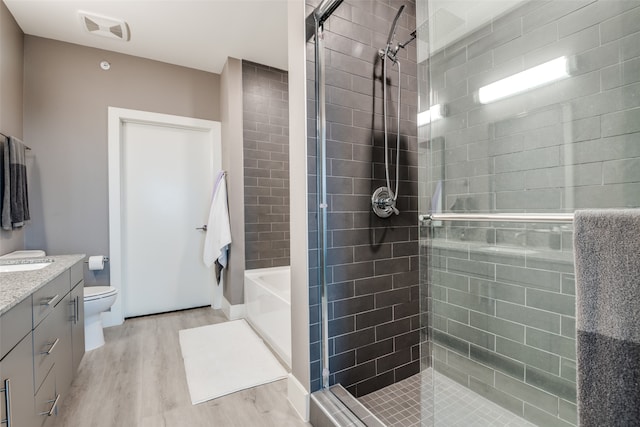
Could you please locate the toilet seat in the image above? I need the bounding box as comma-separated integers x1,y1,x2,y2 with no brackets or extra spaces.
84,286,118,302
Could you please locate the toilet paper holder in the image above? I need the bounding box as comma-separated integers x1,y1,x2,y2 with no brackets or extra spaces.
85,256,109,264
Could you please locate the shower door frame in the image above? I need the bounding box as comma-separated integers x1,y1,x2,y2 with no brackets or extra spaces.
307,0,344,391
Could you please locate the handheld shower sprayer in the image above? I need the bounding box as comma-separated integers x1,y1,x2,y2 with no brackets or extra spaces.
372,5,416,219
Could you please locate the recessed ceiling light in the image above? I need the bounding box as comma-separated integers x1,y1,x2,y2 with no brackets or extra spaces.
78,11,130,42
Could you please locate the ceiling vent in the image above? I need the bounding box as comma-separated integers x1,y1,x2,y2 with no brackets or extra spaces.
78,11,130,42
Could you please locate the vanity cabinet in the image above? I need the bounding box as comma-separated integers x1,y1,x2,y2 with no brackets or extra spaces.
0,258,85,426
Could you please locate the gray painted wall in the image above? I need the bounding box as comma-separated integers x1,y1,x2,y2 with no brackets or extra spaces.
288,0,312,412
0,2,25,255
23,36,220,286
242,60,290,270
306,0,420,397
220,57,246,306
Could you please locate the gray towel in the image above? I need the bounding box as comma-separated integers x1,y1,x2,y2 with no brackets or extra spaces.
573,209,640,426
1,136,10,229
1,137,30,230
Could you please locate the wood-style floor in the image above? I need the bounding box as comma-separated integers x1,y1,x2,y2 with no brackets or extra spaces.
51,307,310,427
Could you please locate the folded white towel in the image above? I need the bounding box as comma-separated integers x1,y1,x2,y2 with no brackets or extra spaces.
203,172,231,280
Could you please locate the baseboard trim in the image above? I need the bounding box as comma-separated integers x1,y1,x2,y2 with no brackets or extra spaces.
287,373,310,422
221,296,245,320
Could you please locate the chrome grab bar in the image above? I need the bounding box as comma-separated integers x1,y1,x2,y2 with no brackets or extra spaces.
420,213,574,223
1,379,11,426
39,394,60,417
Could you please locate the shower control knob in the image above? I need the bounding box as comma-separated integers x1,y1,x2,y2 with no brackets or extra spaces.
196,225,208,231
372,186,400,218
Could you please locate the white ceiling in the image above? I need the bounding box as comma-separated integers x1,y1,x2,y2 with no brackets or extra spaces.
3,0,289,74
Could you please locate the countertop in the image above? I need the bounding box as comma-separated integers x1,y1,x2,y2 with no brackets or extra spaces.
0,254,86,315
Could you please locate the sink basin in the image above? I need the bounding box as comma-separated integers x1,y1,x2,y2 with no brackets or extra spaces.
0,262,52,273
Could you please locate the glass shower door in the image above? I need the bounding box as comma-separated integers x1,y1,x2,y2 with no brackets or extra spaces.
419,0,640,426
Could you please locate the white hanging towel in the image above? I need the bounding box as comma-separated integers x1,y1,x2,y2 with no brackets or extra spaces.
203,171,231,281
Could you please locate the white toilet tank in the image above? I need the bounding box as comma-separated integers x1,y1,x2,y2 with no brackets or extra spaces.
0,250,46,259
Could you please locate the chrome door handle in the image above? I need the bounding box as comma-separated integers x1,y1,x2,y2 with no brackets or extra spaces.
196,225,208,231
1,379,12,426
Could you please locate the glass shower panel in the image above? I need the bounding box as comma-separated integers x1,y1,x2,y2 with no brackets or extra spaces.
419,0,640,426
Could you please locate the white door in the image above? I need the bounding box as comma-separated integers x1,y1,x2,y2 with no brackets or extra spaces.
107,108,221,322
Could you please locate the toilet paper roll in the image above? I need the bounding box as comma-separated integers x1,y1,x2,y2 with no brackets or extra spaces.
88,256,105,271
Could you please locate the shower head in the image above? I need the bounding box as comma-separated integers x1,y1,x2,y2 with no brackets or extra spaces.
386,5,405,48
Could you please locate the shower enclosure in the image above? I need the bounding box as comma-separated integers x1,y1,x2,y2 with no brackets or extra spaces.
307,0,640,425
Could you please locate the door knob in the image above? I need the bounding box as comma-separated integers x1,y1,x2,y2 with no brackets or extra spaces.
196,225,208,231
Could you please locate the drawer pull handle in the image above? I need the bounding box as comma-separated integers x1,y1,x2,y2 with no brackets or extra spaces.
41,294,60,307
39,394,60,417
69,298,78,325
41,338,60,355
1,379,12,426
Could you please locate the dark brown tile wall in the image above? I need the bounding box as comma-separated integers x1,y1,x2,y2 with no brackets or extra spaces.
306,0,421,397
242,61,290,269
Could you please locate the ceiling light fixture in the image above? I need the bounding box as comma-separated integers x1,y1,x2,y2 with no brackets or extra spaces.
78,11,130,42
478,56,569,104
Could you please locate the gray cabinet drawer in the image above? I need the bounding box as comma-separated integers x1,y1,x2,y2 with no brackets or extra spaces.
70,261,83,288
34,365,58,427
34,292,72,394
54,294,73,401
33,300,66,393
0,296,32,360
32,270,70,328
0,333,37,427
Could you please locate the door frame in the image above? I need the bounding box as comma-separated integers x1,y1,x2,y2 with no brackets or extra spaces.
107,107,221,327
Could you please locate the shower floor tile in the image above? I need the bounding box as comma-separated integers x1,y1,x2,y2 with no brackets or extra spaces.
358,369,535,427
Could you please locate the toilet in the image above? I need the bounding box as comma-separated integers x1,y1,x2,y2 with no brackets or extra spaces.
84,286,118,351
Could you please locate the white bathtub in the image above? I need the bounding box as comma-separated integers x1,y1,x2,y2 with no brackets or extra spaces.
244,266,291,369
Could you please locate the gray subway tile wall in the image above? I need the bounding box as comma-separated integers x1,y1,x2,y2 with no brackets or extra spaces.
422,0,640,425
242,61,290,269
306,0,420,397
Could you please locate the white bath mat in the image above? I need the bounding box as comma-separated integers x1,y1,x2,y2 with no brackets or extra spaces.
179,319,287,405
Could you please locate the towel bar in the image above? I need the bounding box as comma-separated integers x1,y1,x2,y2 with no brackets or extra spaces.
0,132,31,150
